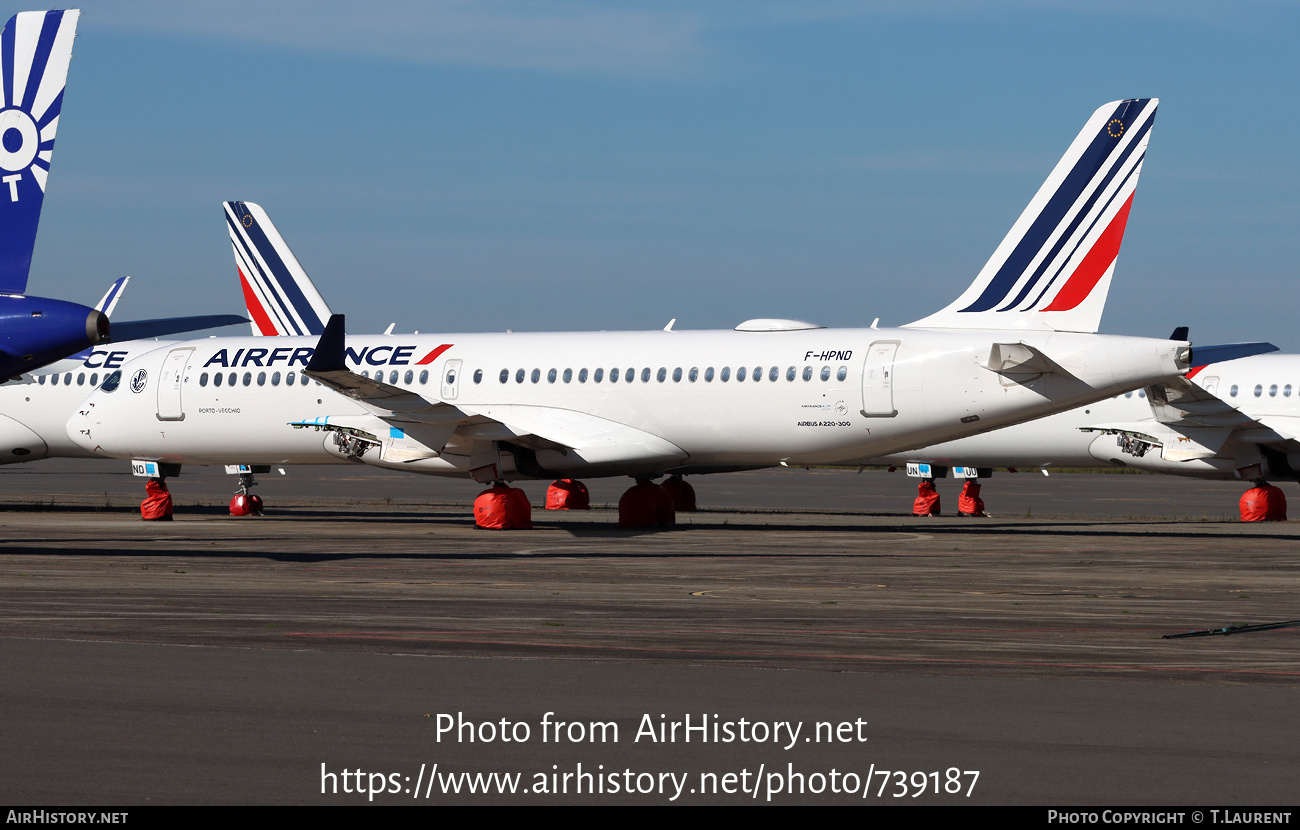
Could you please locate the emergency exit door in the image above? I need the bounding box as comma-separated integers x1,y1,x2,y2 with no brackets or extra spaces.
861,340,899,417
156,347,194,421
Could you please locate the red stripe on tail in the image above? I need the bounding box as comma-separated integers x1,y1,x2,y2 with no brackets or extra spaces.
1041,193,1135,312
239,268,279,335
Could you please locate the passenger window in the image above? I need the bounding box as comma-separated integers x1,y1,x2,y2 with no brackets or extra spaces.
243,372,252,386
737,367,747,381
287,372,296,386
516,369,525,384
641,368,651,383
77,373,85,385
90,373,98,386
688,367,698,382
1254,384,1263,397
753,366,762,382
200,373,208,387
64,373,72,385
213,372,222,388
272,371,281,386
257,371,266,386
704,367,714,382
786,366,795,381
837,366,848,382
1125,391,1133,398
388,370,397,384
1270,384,1278,397
802,366,812,381
579,368,588,383
500,369,509,383
769,366,779,382
820,366,830,381
627,368,635,383
473,369,482,384
721,367,731,382
1286,385,1293,397
50,373,57,385
228,373,237,386
1138,389,1146,398
610,368,619,382
405,370,414,384
419,370,428,384
547,368,557,383
563,368,572,383
38,374,45,385
302,374,310,386
594,368,603,383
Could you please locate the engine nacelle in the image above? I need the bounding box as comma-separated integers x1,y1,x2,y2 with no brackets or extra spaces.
0,295,109,378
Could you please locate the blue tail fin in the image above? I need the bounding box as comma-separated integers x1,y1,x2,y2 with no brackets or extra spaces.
0,9,78,294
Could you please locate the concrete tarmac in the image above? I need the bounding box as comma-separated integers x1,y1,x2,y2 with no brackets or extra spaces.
1,461,1298,805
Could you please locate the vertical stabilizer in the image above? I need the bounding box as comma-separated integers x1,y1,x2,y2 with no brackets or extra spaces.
0,9,79,294
225,200,333,336
907,98,1157,333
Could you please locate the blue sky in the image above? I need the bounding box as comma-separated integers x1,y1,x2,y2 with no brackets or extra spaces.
23,1,1300,348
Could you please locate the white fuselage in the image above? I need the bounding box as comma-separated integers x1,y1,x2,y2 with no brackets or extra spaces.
64,326,1187,480
0,342,178,463
865,354,1300,480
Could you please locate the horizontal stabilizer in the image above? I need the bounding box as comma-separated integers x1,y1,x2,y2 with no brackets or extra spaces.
1188,341,1278,368
982,342,1074,383
109,314,248,342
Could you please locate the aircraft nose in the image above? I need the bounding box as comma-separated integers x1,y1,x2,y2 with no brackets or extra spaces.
65,390,102,452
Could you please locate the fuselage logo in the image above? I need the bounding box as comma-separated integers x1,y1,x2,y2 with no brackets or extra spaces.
130,369,148,393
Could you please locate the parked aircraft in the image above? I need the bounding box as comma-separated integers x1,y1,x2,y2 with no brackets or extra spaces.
63,100,1212,508
0,9,243,381
864,349,1300,511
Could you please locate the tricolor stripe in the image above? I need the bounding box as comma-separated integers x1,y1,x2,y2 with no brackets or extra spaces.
224,201,333,336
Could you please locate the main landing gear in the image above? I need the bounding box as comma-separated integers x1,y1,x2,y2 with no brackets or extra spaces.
1240,479,1287,522
474,482,533,529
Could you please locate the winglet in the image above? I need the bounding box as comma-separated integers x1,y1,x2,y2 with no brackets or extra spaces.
94,276,130,317
306,314,347,374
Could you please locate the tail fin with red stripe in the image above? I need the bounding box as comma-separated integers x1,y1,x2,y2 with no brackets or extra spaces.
907,98,1157,333
224,201,333,336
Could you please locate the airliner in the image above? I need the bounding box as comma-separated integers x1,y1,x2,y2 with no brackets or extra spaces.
0,9,243,380
864,352,1300,492
59,99,1212,500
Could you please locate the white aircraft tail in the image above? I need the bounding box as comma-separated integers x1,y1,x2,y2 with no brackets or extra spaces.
224,201,333,336
907,98,1157,333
